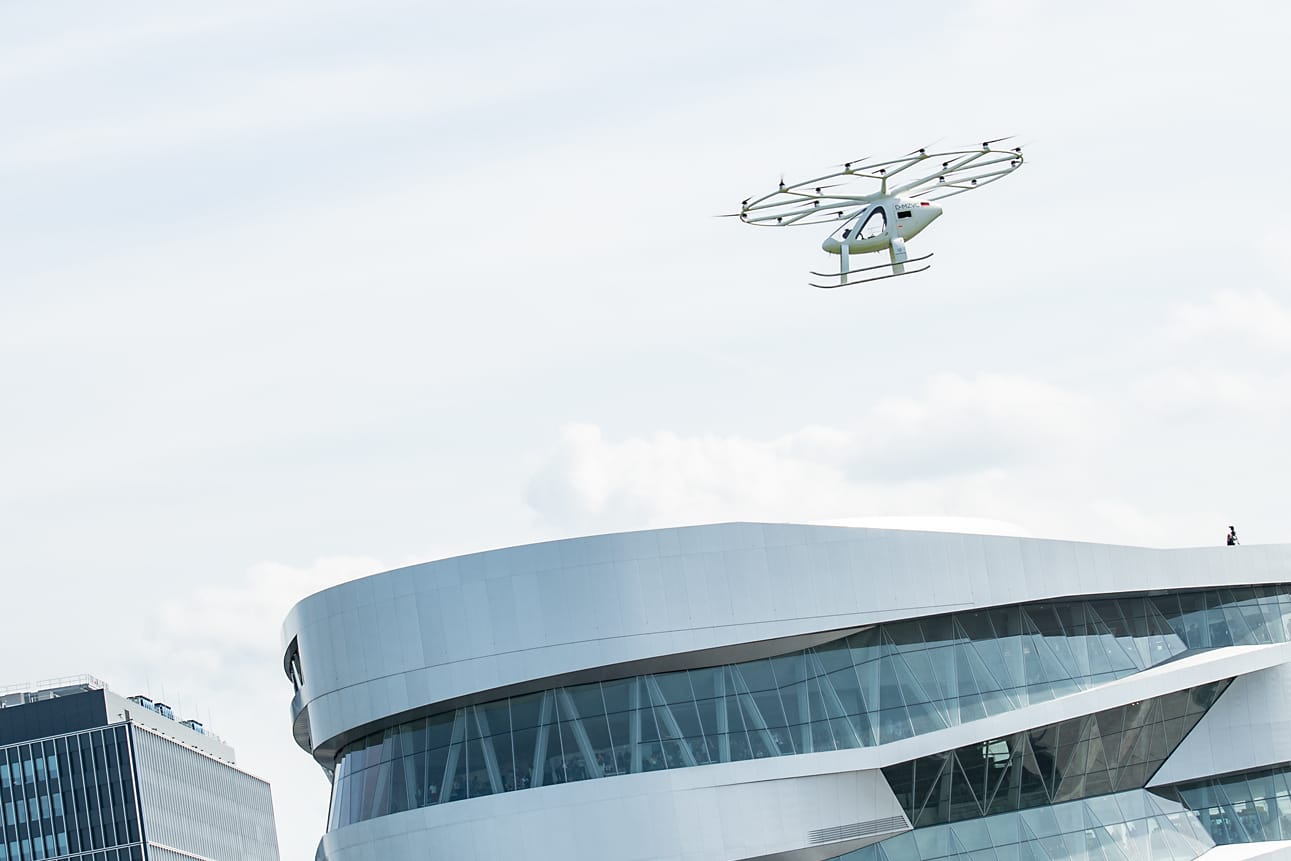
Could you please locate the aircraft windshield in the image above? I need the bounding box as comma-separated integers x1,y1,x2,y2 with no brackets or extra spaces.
859,207,887,240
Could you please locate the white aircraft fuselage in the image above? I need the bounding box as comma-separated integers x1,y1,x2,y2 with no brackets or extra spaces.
821,197,943,256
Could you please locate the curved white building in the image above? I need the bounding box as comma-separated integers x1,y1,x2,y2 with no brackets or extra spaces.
282,523,1291,861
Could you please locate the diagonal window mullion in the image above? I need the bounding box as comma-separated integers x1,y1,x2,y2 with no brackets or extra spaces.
729,666,781,758
808,650,861,749
529,692,555,787
643,676,697,768
553,689,605,779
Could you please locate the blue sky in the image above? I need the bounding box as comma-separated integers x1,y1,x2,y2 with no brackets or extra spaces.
3,1,1290,857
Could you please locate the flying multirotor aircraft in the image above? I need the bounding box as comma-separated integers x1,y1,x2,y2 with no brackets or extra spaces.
731,139,1024,287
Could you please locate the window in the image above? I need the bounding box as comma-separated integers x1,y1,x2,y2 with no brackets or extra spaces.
859,207,887,239
897,210,912,220
285,638,304,693
323,586,1291,829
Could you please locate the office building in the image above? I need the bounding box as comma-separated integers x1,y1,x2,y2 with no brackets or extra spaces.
0,676,280,861
282,523,1291,860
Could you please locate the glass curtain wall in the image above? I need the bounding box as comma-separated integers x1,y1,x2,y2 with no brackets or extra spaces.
1154,762,1291,844
328,585,1291,830
0,725,143,861
839,790,1214,861
882,681,1229,828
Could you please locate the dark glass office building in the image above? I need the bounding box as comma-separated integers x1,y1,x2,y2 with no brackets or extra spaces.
0,677,279,861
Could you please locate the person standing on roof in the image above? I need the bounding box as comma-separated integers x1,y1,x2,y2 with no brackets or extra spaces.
1227,526,1240,546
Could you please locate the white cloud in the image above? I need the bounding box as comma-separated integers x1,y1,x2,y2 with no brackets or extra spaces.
116,556,385,861
527,422,854,529
1131,368,1267,417
0,59,566,171
1164,289,1291,353
104,543,486,859
147,556,385,674
0,5,283,87
852,373,1098,480
526,373,1102,538
1133,288,1291,423
811,515,1031,537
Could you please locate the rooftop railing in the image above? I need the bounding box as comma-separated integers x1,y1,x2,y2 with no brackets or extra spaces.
0,674,108,699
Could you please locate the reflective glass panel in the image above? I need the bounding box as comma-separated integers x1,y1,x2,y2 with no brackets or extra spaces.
327,584,1291,829
838,789,1214,861
880,681,1229,827
1155,760,1291,844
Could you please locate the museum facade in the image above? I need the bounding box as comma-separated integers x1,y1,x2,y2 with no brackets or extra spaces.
282,523,1291,860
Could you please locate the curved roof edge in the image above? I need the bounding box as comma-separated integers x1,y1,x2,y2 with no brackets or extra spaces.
283,520,1278,635
280,522,1291,763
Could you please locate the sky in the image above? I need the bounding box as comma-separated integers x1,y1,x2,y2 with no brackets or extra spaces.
2,0,1290,857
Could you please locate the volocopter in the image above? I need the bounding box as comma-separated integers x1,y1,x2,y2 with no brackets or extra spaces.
730,138,1024,288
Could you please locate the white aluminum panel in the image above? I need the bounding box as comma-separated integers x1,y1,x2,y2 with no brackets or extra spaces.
315,763,907,861
1152,661,1291,787
1198,844,1291,860
283,524,1291,760
131,724,279,861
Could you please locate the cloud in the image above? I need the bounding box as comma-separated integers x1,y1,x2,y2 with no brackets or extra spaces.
0,58,565,172
0,6,279,87
1131,368,1267,418
811,515,1031,537
147,556,386,677
526,373,1099,537
851,373,1097,480
1132,288,1291,422
1164,289,1291,353
116,556,386,861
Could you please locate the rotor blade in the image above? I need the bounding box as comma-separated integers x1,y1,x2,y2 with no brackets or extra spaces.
979,134,1015,148
906,137,945,156
784,182,848,195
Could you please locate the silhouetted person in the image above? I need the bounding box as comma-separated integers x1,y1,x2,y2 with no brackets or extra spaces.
1227,526,1239,546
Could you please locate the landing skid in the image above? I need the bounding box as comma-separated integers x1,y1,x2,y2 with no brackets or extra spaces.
809,251,934,288
810,264,931,289
809,251,934,279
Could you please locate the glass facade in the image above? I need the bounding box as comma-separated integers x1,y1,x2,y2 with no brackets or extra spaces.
1154,762,1291,844
882,681,1228,829
328,585,1291,830
839,790,1214,861
836,683,1230,861
0,725,143,861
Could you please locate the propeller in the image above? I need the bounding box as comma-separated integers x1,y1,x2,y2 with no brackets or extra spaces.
906,137,945,157
980,135,1015,149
